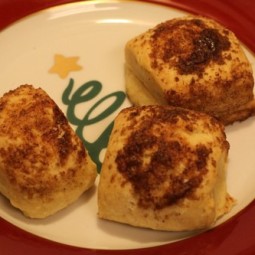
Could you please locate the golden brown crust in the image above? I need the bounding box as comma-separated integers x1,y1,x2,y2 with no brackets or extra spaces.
115,106,225,210
125,16,255,125
0,85,97,218
98,105,234,231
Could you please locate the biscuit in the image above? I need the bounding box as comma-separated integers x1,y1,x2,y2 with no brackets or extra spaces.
98,105,234,231
0,85,97,218
125,16,255,125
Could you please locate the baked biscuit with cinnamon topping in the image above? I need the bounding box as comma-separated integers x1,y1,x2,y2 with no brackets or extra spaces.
0,85,97,218
98,105,234,231
125,16,255,125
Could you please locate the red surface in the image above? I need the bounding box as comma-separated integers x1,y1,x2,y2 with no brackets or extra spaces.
0,1,255,255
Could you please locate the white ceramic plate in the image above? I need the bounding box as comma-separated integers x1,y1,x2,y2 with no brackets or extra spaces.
0,0,254,251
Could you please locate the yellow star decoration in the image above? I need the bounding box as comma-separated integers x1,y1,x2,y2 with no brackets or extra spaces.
49,54,82,79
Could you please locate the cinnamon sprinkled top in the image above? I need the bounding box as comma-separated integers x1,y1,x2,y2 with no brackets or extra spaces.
115,106,228,210
149,18,231,76
0,85,86,199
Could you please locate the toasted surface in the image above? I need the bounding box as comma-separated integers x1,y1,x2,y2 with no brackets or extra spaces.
125,16,255,125
0,85,97,218
98,105,234,231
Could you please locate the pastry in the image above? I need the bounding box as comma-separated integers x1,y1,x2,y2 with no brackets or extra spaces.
0,85,97,218
125,16,255,125
98,105,234,231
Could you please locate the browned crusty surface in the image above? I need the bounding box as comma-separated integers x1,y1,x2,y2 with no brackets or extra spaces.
0,85,97,218
98,105,234,231
125,16,255,125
